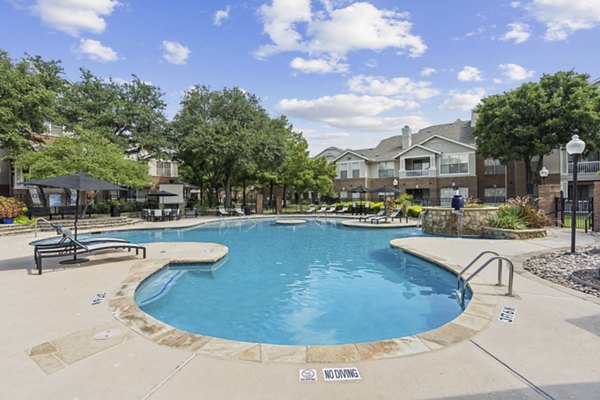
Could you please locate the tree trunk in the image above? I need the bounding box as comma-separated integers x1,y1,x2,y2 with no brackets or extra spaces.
225,174,232,207
242,179,247,207
269,182,274,209
282,184,287,208
524,157,534,195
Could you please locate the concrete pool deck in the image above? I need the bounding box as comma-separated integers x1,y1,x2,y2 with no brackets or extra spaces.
1,216,600,399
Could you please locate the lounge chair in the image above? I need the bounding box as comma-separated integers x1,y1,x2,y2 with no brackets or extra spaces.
371,209,401,224
305,204,317,213
358,210,385,222
34,232,146,275
315,205,327,213
325,205,337,213
217,205,229,217
336,205,349,214
234,206,245,216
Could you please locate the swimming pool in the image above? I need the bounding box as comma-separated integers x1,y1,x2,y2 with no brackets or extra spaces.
86,218,471,346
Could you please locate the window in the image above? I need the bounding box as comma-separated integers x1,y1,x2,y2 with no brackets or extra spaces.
156,161,172,177
337,162,348,179
412,159,430,170
484,187,506,198
440,187,469,206
378,161,395,178
484,159,505,175
351,162,361,178
440,154,469,174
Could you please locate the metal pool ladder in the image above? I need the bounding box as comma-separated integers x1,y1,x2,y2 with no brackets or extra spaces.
456,251,515,307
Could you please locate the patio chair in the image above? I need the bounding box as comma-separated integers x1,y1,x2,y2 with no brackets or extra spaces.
305,204,317,213
358,209,385,222
325,205,337,213
217,205,229,217
234,206,245,216
336,205,349,214
152,209,163,222
34,232,146,275
315,204,328,213
371,209,401,224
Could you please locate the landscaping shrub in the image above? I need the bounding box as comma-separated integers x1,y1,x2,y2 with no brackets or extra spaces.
485,196,547,230
0,196,26,219
407,205,422,218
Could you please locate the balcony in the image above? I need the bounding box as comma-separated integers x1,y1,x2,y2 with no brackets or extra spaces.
567,161,600,175
399,169,435,178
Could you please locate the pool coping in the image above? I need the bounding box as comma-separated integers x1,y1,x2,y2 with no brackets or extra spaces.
108,227,504,364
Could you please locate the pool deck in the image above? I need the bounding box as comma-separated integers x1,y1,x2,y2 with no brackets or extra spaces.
1,216,600,399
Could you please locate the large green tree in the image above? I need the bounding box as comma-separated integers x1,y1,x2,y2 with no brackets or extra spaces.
59,70,171,160
173,86,283,207
473,71,600,194
0,51,66,156
16,132,150,198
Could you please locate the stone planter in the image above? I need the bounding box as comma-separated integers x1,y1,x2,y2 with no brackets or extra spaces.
482,227,547,240
421,207,498,236
2,217,14,224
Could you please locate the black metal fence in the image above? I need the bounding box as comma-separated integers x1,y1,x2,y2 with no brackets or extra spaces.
554,197,593,230
410,197,507,207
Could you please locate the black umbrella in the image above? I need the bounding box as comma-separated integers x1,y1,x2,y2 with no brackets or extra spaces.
148,190,178,208
25,172,124,263
349,186,370,214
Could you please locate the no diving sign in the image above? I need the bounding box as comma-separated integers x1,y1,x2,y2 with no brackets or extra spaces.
323,367,361,381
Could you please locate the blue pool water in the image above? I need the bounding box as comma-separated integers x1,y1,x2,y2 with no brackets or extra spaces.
90,219,469,345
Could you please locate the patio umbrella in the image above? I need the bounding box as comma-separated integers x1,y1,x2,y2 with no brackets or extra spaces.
147,190,178,208
369,186,402,195
25,172,124,263
350,185,370,214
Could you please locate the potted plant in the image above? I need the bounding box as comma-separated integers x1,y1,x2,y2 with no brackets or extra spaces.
0,196,26,224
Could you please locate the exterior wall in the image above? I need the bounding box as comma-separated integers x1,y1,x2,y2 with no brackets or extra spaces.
421,207,498,236
437,176,478,199
594,181,600,232
538,184,561,226
422,137,472,153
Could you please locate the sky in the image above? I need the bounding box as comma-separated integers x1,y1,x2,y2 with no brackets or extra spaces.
1,0,599,155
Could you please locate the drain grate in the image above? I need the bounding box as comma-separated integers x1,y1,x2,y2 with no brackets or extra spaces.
93,328,122,340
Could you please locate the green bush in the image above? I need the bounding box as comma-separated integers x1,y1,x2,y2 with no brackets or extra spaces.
486,196,548,230
407,205,422,218
0,196,26,218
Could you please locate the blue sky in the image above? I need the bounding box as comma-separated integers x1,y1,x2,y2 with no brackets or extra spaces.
1,0,599,155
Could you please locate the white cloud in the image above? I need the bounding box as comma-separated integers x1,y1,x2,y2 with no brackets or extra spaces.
256,1,426,73
439,88,486,111
76,38,117,62
499,22,531,44
511,2,522,8
162,40,191,65
214,5,230,26
526,0,600,41
290,57,349,74
276,93,429,132
499,63,535,81
347,75,440,100
33,0,119,36
420,67,436,77
458,66,484,82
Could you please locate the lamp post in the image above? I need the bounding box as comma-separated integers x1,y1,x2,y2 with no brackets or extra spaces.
393,178,398,188
566,134,586,253
539,166,549,185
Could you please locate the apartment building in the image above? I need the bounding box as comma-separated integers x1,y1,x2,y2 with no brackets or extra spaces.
324,117,530,205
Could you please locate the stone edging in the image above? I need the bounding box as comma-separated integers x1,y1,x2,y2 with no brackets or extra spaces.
482,227,547,240
110,239,502,364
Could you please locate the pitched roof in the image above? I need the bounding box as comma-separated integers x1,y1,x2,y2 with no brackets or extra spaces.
413,119,474,146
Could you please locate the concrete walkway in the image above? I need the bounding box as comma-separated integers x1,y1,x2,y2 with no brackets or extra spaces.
1,217,599,399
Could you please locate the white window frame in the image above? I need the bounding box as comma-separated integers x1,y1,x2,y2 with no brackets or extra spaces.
484,158,505,175
439,153,470,175
336,162,349,179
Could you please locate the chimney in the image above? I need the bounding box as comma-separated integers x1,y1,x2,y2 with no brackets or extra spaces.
471,110,479,127
401,125,412,149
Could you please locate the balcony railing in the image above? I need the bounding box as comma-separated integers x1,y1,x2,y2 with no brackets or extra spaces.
567,161,600,175
400,169,434,178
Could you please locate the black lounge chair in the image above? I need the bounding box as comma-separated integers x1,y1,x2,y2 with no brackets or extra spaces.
34,228,145,275
371,209,401,224
358,210,385,222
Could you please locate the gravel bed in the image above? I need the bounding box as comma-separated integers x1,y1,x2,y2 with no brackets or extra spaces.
523,246,600,297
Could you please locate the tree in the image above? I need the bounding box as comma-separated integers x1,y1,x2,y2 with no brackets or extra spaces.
473,71,600,195
0,50,66,156
16,132,150,211
59,70,172,160
173,86,276,207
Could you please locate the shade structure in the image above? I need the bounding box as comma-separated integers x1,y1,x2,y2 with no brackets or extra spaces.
147,190,177,197
25,172,124,264
349,185,369,193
